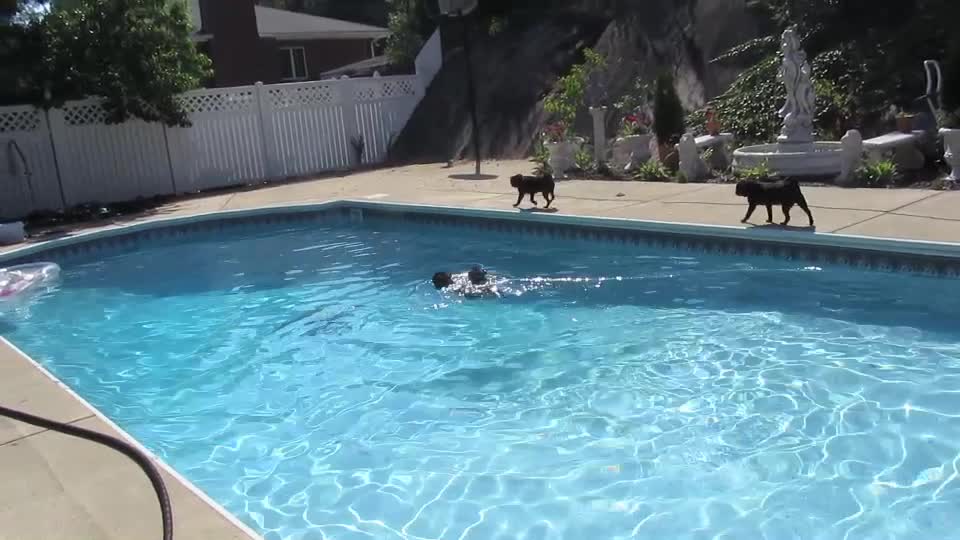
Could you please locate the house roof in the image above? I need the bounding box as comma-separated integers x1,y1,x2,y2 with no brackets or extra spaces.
320,56,391,78
255,6,390,41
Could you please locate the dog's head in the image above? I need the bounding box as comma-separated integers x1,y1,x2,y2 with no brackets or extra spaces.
432,272,453,289
510,174,524,188
735,181,757,198
467,265,488,285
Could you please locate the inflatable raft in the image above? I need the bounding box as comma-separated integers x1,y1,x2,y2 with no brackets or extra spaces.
0,263,61,299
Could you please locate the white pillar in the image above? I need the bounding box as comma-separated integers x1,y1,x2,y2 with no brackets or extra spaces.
677,133,705,182
839,129,863,185
941,128,960,182
589,106,607,165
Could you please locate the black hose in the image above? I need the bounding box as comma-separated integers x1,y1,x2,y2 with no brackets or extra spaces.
0,405,173,540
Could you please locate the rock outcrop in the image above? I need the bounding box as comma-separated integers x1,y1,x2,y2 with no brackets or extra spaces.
389,0,759,164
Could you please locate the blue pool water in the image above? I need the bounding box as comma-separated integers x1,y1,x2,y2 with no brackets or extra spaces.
7,217,960,540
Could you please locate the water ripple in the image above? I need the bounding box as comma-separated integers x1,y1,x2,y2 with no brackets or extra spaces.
7,221,960,539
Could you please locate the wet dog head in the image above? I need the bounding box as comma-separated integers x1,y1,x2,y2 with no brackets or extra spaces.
467,266,488,285
510,174,524,188
432,272,453,289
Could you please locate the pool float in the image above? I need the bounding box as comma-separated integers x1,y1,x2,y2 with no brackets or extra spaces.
0,262,61,299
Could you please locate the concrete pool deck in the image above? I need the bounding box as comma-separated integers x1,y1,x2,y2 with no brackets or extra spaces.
1,158,958,539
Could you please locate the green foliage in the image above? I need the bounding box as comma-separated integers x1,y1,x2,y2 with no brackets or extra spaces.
691,46,866,143
690,57,781,144
735,161,775,182
1,0,211,126
531,136,551,176
574,146,595,174
613,78,654,118
385,0,427,66
701,0,959,142
632,160,672,183
652,72,685,146
544,48,605,137
856,160,899,188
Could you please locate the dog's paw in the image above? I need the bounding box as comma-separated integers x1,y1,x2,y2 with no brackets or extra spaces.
740,219,749,224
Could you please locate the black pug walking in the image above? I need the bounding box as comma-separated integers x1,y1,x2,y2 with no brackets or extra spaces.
510,173,556,208
735,178,815,227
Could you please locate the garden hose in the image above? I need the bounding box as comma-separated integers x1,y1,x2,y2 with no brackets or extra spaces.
0,404,173,540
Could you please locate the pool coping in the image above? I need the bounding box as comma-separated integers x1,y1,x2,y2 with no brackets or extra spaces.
5,198,960,539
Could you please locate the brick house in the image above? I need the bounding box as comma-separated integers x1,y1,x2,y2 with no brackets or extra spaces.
190,0,390,87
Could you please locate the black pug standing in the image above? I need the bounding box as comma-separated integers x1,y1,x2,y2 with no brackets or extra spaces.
510,173,556,208
735,178,815,227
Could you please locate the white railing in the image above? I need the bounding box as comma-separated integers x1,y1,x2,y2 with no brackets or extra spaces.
0,31,444,219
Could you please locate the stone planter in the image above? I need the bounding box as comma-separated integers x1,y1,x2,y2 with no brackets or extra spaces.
545,139,582,177
611,134,652,171
0,221,25,245
941,128,960,181
896,114,916,134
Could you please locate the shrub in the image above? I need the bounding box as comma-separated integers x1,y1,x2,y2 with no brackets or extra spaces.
633,160,673,182
531,136,551,176
856,160,899,188
574,147,595,174
544,49,605,139
653,72,685,146
735,161,775,182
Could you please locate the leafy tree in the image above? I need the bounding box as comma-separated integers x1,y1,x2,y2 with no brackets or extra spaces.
384,0,435,66
1,0,211,126
653,72,684,145
544,49,605,137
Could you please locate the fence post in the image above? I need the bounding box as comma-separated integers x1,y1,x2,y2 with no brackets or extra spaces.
255,82,281,180
340,78,362,168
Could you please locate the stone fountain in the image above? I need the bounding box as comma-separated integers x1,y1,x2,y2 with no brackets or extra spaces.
733,29,846,176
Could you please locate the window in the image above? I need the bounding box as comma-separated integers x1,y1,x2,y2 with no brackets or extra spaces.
279,47,308,81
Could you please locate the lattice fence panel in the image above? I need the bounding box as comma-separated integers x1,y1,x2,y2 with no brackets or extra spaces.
268,83,338,110
62,102,108,126
381,79,418,99
178,90,257,114
0,108,41,133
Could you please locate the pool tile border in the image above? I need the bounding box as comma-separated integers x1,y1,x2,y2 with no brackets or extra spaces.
5,200,960,278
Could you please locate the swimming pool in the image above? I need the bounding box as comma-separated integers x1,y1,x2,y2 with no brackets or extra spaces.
7,209,960,540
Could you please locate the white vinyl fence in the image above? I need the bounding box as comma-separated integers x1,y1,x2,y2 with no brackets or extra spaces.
0,31,442,220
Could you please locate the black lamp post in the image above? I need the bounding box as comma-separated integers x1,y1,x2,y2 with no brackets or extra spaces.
439,0,482,177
